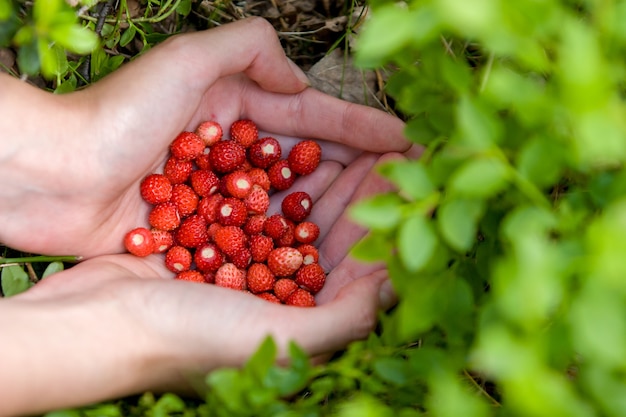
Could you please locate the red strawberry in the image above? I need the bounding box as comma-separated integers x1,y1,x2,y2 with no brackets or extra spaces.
222,171,253,199
243,214,266,235
267,159,296,191
163,157,193,184
196,120,223,146
297,244,319,265
217,197,248,227
209,140,246,173
165,246,192,273
288,140,321,175
230,247,252,269
194,242,224,272
214,263,246,290
207,222,222,242
275,219,296,247
148,202,180,231
214,226,247,257
263,214,289,240
174,215,208,248
197,193,224,223
140,174,172,205
204,271,216,284
170,184,199,218
195,148,213,171
248,136,282,169
294,221,320,244
170,131,205,161
246,263,275,294
124,227,155,257
190,169,220,197
249,233,274,263
256,292,281,304
285,288,316,307
175,270,206,283
295,263,326,294
230,119,258,148
246,168,271,191
281,191,313,222
267,247,303,277
244,185,270,215
151,229,174,254
274,278,299,302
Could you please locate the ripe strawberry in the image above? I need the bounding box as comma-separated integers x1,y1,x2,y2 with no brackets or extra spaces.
281,191,313,222
248,136,282,169
230,247,252,269
217,197,248,227
151,229,174,254
207,222,222,241
148,202,180,231
140,174,172,205
267,159,296,191
285,288,316,307
297,244,319,265
244,185,270,215
204,271,216,284
230,119,258,148
165,246,192,273
274,278,299,302
267,247,304,277
194,242,224,272
215,263,246,291
197,193,224,223
246,168,271,191
295,263,326,294
170,131,205,161
222,171,252,198
190,169,220,197
275,219,296,247
294,221,320,244
214,226,247,257
209,140,246,173
249,233,274,263
256,292,281,304
196,120,223,146
170,184,199,218
174,215,208,248
243,214,266,235
288,140,321,175
124,227,155,257
163,157,193,184
195,148,213,171
263,214,289,240
175,270,206,283
246,263,275,294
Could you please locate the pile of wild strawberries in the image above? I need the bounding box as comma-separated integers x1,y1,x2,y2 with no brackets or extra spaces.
123,119,325,307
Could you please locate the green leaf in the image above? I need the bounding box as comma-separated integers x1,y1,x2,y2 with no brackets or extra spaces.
120,25,136,47
17,40,40,75
378,160,436,201
448,157,510,198
33,0,62,26
42,261,64,278
51,23,99,54
351,232,393,262
372,357,411,386
176,0,192,16
245,336,277,382
456,94,501,150
0,0,11,20
437,198,485,252
1,264,32,297
349,193,404,231
397,215,437,271
264,342,311,397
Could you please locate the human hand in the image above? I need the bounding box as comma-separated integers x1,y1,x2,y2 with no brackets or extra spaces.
0,17,411,258
1,150,400,415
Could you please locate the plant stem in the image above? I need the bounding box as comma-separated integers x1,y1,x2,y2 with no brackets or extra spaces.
0,255,81,265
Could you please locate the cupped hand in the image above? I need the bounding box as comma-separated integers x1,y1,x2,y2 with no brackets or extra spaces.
0,17,410,258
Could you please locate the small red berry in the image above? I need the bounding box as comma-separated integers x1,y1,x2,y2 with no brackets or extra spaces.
288,140,321,176
230,119,258,148
267,159,296,191
285,288,316,307
274,278,299,302
275,219,296,247
230,247,252,269
194,242,224,272
256,292,281,304
174,215,208,248
246,263,275,294
140,174,172,205
214,226,247,257
175,270,206,283
246,168,271,191
248,136,282,169
165,246,193,273
264,214,289,240
170,131,205,161
222,171,253,198
267,247,303,277
294,221,320,244
163,157,193,184
215,263,246,291
249,233,274,263
243,214,266,235
170,184,199,218
297,244,319,265
151,229,174,254
294,263,326,294
195,120,223,146
148,202,180,231
244,185,270,215
190,169,220,197
197,193,224,223
281,191,313,222
195,148,213,171
209,140,246,173
217,197,248,227
124,227,155,257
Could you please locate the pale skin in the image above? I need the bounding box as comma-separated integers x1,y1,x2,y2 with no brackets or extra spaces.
0,17,416,416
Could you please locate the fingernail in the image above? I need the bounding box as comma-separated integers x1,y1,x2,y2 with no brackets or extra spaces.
287,58,311,86
378,279,398,311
